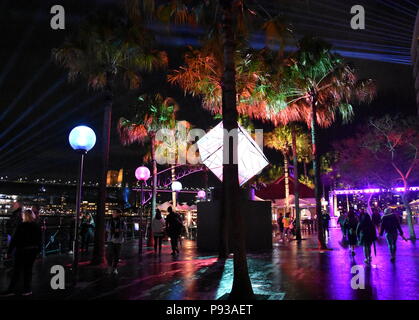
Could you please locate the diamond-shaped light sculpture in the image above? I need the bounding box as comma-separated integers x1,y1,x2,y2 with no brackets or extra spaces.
197,121,269,186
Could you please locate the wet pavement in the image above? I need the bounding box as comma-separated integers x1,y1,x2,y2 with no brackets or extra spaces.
1,226,418,300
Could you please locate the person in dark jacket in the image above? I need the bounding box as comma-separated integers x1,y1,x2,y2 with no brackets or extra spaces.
6,201,23,243
165,207,183,256
344,209,359,256
337,211,347,241
1,209,41,296
106,209,126,275
80,213,95,253
380,208,406,261
371,208,382,234
321,212,331,238
356,211,377,264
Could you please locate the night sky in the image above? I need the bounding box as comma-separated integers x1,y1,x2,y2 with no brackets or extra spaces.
0,0,417,186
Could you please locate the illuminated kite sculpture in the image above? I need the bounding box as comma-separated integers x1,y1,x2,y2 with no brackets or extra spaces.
197,121,269,186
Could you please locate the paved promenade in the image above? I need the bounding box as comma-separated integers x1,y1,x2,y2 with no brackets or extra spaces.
1,226,418,300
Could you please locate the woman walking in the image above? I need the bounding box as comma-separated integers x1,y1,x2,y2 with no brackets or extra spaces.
1,209,41,296
152,209,166,255
356,211,377,264
345,209,359,256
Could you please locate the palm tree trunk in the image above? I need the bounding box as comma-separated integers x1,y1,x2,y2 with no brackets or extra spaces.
171,165,177,207
303,161,308,178
284,155,290,209
149,133,157,246
91,77,113,265
310,94,327,249
292,126,302,241
220,0,254,300
402,180,417,240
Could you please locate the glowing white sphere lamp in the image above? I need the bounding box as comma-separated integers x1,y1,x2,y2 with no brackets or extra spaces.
68,125,96,276
171,181,182,192
69,125,96,153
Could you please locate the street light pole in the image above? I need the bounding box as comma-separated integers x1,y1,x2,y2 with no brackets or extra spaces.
135,166,150,254
68,125,96,283
72,151,86,276
138,180,144,254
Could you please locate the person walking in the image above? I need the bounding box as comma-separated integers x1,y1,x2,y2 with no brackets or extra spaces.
1,209,41,297
80,213,95,253
337,211,347,241
344,209,359,256
165,207,183,256
106,209,126,275
282,212,292,241
356,210,377,264
321,211,331,238
379,208,406,262
371,208,382,234
6,201,23,245
277,213,284,241
151,209,166,255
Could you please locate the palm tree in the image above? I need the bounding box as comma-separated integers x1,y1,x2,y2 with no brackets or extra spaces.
52,2,167,264
118,94,184,231
260,37,376,248
264,125,311,240
165,0,289,299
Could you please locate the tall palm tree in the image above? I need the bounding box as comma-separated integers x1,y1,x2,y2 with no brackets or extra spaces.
264,127,293,208
259,37,376,249
165,0,289,299
118,94,184,230
52,2,167,264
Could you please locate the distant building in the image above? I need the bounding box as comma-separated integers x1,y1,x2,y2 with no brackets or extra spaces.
106,169,123,187
0,194,19,214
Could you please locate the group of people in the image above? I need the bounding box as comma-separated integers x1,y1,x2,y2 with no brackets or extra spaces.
276,212,297,241
276,211,331,241
337,207,406,263
152,207,184,256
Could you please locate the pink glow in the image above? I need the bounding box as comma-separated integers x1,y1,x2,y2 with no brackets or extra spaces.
197,190,206,199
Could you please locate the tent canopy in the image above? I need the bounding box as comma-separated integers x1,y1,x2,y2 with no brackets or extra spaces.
255,175,315,200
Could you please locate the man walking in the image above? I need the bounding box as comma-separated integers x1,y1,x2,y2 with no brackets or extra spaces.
379,208,406,262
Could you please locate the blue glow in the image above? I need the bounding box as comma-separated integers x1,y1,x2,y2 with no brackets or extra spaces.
68,125,96,152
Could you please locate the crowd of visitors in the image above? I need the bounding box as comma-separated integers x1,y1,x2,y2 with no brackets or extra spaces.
338,206,407,263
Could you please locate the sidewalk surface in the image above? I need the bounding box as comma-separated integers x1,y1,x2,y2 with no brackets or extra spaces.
1,226,418,300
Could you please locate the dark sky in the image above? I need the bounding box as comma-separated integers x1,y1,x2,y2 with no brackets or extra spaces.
0,0,417,185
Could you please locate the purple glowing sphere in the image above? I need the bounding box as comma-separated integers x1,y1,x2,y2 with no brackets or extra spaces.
135,166,150,181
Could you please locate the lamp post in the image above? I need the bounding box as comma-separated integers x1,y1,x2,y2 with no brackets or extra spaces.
68,125,96,280
171,181,182,209
135,166,150,254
